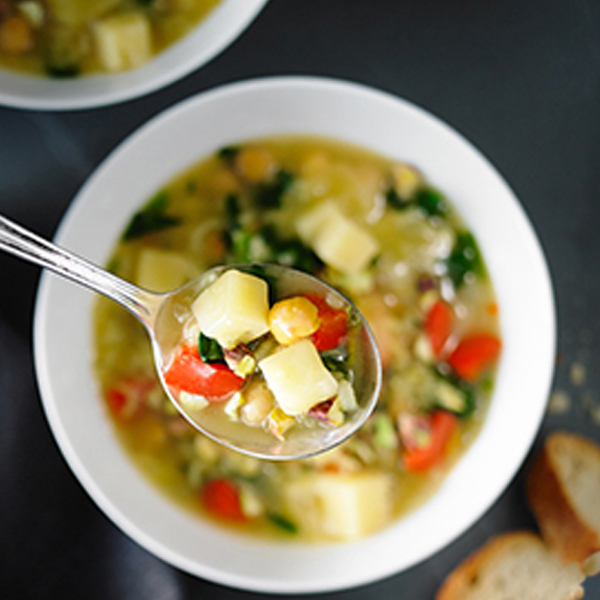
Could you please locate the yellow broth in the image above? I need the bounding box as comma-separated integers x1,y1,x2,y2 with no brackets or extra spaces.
93,136,501,541
0,0,221,77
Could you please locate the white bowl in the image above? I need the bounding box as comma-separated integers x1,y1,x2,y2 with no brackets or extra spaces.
34,77,555,593
0,0,268,111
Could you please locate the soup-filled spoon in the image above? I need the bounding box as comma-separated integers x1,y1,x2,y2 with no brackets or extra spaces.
0,214,382,460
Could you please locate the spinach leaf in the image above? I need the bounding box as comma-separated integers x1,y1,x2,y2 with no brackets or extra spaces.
415,188,448,217
254,170,294,209
444,231,484,287
122,191,181,241
198,333,225,364
217,145,240,164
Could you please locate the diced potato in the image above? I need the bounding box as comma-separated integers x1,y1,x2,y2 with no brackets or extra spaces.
258,339,338,416
47,0,122,25
135,248,195,292
297,201,379,274
93,11,152,73
191,269,269,349
285,471,393,540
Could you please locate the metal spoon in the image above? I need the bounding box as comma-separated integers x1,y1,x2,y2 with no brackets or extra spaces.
0,214,381,460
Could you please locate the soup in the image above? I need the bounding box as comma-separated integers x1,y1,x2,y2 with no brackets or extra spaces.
94,137,501,541
162,266,363,444
0,0,221,77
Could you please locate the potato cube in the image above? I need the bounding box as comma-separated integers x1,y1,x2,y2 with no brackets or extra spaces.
297,201,379,274
285,471,393,540
258,339,338,416
93,11,152,73
135,248,194,292
191,269,269,349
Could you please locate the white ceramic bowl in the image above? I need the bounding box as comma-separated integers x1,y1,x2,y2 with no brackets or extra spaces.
34,77,555,593
0,0,268,111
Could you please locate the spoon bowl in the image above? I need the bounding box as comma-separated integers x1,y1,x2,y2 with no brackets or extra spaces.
0,214,381,460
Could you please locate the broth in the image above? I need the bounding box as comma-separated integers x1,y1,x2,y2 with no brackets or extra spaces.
94,136,501,541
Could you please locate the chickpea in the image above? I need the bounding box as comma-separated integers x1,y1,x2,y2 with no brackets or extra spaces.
240,381,274,425
235,147,276,183
268,296,320,346
0,16,34,55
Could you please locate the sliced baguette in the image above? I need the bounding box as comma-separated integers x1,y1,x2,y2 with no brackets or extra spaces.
436,531,585,600
527,431,600,564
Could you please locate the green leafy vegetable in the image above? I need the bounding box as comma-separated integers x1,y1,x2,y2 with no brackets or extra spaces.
385,187,412,210
414,188,448,217
217,145,241,163
267,512,298,534
198,333,225,364
122,191,181,241
386,186,447,217
254,170,294,209
444,231,484,287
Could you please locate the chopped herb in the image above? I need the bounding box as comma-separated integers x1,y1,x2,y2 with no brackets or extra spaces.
217,145,240,163
254,170,294,209
198,333,225,364
122,191,180,241
444,231,484,288
267,513,298,535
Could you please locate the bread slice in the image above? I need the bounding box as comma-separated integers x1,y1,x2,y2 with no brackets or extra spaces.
527,431,600,563
435,531,585,600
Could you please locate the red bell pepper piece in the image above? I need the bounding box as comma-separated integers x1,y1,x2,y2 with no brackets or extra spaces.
447,333,501,382
200,478,247,522
106,376,156,421
164,345,243,401
305,293,349,351
425,300,453,356
403,410,457,473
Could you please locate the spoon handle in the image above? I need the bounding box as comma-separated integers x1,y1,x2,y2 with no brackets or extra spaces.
0,214,161,328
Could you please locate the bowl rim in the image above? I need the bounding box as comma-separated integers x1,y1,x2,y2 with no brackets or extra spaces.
0,0,269,111
33,75,556,593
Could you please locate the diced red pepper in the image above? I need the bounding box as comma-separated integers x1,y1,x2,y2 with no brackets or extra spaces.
403,410,457,473
447,333,501,382
164,345,243,401
106,376,156,421
305,293,349,351
200,478,247,522
425,300,453,356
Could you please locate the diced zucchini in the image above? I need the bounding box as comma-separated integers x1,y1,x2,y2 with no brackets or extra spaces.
285,471,393,540
135,248,194,292
92,11,152,73
258,339,339,416
297,201,379,274
191,269,270,349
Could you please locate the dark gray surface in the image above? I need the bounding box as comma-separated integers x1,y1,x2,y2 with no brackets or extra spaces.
1,0,600,597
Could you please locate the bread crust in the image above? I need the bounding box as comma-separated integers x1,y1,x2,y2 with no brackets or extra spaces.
526,431,600,563
436,532,535,600
435,531,584,600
